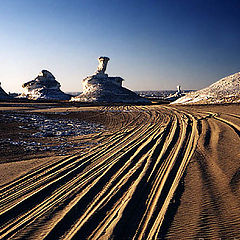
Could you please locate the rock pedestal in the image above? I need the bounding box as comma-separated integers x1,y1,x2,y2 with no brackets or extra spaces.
72,57,150,104
20,70,71,100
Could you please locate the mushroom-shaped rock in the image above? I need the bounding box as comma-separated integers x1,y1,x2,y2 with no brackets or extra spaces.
72,57,150,104
20,70,71,100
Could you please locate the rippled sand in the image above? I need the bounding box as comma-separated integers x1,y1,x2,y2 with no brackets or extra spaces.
0,103,239,239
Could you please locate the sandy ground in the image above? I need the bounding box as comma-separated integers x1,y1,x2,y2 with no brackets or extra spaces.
0,102,239,239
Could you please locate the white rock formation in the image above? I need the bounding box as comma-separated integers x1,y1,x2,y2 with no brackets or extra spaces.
165,85,185,101
19,70,71,100
95,56,110,75
172,72,240,104
72,57,150,103
0,82,11,100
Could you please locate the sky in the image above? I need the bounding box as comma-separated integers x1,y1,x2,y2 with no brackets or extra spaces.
0,0,240,93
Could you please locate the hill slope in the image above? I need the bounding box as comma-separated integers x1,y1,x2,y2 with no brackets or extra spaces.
0,85,11,100
172,72,240,104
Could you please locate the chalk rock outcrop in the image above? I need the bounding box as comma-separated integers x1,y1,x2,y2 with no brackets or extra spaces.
172,72,240,104
0,82,11,100
72,57,150,103
20,70,71,100
165,85,185,101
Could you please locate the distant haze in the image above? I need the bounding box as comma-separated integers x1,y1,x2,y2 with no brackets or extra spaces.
1,0,240,93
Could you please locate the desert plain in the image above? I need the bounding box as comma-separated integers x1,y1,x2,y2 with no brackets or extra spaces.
0,102,239,240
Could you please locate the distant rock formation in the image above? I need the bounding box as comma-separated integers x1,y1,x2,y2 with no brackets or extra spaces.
72,57,150,103
172,72,240,104
165,85,185,101
0,82,11,100
19,70,71,100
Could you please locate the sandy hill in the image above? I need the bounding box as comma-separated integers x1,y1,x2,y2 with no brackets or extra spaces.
172,72,240,104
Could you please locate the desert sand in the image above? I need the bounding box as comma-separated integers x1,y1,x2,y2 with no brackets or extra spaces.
0,103,239,239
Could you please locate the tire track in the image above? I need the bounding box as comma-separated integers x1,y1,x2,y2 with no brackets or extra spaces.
165,106,240,240
0,105,203,240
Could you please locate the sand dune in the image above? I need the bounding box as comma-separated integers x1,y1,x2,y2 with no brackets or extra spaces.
0,104,239,239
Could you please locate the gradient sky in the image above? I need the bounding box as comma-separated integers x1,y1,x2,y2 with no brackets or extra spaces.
1,0,240,93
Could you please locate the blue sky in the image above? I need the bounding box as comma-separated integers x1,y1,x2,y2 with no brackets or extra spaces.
1,0,240,92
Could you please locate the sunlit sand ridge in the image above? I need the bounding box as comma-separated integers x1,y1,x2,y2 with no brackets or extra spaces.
0,105,239,239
